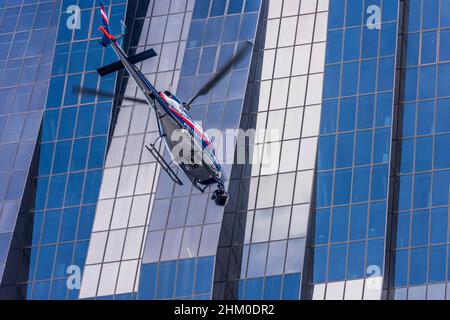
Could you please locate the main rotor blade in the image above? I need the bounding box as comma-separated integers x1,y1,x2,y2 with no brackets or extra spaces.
72,85,148,104
186,41,253,107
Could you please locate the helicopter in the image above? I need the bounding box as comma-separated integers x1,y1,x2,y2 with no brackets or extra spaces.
74,4,252,206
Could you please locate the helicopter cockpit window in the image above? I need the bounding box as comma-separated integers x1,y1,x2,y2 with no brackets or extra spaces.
164,92,189,117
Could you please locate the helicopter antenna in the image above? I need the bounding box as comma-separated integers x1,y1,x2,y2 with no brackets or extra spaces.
120,20,127,36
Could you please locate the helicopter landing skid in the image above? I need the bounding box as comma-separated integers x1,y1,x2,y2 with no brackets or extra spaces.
145,143,183,186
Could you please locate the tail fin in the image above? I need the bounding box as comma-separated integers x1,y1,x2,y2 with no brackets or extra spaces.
97,49,158,76
98,3,115,47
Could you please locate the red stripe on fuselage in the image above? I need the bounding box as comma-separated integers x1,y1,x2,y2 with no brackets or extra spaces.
99,26,115,40
158,92,212,149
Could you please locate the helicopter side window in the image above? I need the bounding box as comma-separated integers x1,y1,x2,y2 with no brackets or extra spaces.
166,96,184,114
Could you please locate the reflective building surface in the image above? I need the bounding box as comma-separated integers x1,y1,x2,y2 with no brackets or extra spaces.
0,0,449,300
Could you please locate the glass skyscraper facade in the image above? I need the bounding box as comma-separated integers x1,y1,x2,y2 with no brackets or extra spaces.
389,0,450,300
0,0,62,299
0,0,449,301
305,0,398,299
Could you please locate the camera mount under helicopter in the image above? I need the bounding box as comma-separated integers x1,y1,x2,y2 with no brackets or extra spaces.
212,183,229,206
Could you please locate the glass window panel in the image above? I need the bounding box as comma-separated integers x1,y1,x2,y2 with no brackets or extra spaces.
204,18,223,46
210,0,226,16
296,13,314,44
333,169,352,205
312,245,327,283
228,0,243,14
301,106,321,137
186,194,208,226
278,17,297,47
339,97,356,132
104,229,126,263
41,209,61,245
128,194,150,228
240,13,258,40
343,27,361,61
106,137,127,167
305,74,324,106
358,94,374,129
347,242,365,280
282,273,301,300
142,231,164,263
282,0,300,15
434,134,450,169
336,133,354,168
0,143,17,173
290,204,309,238
413,173,431,209
0,233,10,263
315,172,333,208
285,238,305,274
247,242,268,278
52,141,71,174
349,204,367,241
135,163,156,195
116,260,138,295
360,59,377,94
298,137,318,170
245,0,261,12
35,245,56,280
0,201,18,233
264,19,280,49
263,276,282,300
328,244,346,282
252,209,272,243
57,207,77,243
355,131,372,166
149,198,171,231
410,210,429,246
75,105,94,138
58,108,77,140
161,228,183,261
409,247,427,286
4,114,25,143
274,47,293,78
195,256,214,295
167,197,189,228
292,44,311,76
175,258,195,297
352,167,370,203
430,207,448,244
283,108,303,139
256,175,276,208
138,263,157,299
54,242,74,278
122,227,145,260
110,197,132,230
180,226,202,259
429,246,446,283
270,206,290,241
440,29,450,61
279,139,299,173
116,166,138,197
266,240,286,276
275,173,295,206
97,262,120,296
330,206,349,243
